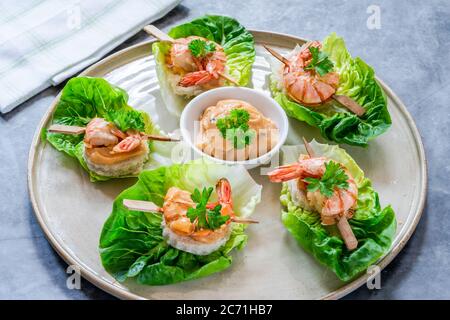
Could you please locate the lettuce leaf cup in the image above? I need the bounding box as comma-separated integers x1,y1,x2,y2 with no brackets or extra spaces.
99,160,262,285
153,15,256,116
278,141,396,281
270,33,391,147
44,77,174,182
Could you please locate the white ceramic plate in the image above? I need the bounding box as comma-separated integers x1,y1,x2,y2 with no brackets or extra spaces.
28,31,427,300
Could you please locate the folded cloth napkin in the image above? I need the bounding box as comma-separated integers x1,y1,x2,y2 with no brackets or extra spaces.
0,0,180,113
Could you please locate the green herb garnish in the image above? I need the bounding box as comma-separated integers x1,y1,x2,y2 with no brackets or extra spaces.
303,161,349,197
216,108,255,149
304,46,334,76
206,204,230,230
186,187,230,230
188,39,216,58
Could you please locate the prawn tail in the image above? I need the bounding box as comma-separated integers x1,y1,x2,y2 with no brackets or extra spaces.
267,163,303,182
179,71,213,87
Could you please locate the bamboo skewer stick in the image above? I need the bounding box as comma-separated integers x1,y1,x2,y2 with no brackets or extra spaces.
217,71,240,86
263,44,366,117
302,136,315,159
231,217,259,224
143,24,239,86
123,199,161,213
337,215,358,251
140,133,179,142
143,25,175,43
48,124,86,135
122,199,258,225
301,137,317,158
302,137,358,251
332,94,366,117
47,124,179,142
262,44,290,66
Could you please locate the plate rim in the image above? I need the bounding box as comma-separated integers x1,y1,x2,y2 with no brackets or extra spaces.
27,30,428,300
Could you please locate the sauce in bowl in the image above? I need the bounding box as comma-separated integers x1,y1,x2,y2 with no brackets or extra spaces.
196,99,279,161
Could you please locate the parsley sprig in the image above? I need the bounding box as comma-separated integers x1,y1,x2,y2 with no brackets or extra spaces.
186,187,230,230
188,39,216,58
303,161,349,197
216,108,255,149
304,46,334,76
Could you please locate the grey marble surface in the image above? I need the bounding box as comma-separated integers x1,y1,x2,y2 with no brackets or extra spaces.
0,0,449,300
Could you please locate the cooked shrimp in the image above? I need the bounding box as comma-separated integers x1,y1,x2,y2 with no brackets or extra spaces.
111,130,145,154
84,118,125,148
268,155,357,225
179,50,226,87
162,179,235,243
169,36,200,72
167,36,227,87
206,178,235,217
267,156,327,182
281,41,339,105
84,118,144,154
162,187,196,223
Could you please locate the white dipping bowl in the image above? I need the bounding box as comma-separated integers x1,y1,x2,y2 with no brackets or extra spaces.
180,87,288,169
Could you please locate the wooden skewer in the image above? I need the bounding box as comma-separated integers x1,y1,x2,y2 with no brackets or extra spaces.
302,137,317,158
123,199,161,213
337,216,358,250
143,24,239,86
298,41,313,53
217,71,239,86
302,137,358,251
302,136,315,159
264,44,366,117
122,199,259,225
48,124,179,142
48,124,86,135
262,44,290,66
141,133,180,142
332,94,366,117
143,25,175,43
231,217,259,224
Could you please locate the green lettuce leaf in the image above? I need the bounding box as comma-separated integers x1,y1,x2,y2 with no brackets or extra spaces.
44,77,171,182
99,160,261,285
279,141,396,281
153,15,256,116
270,33,391,147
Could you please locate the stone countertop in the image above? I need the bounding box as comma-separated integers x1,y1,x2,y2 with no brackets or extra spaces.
0,0,448,299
